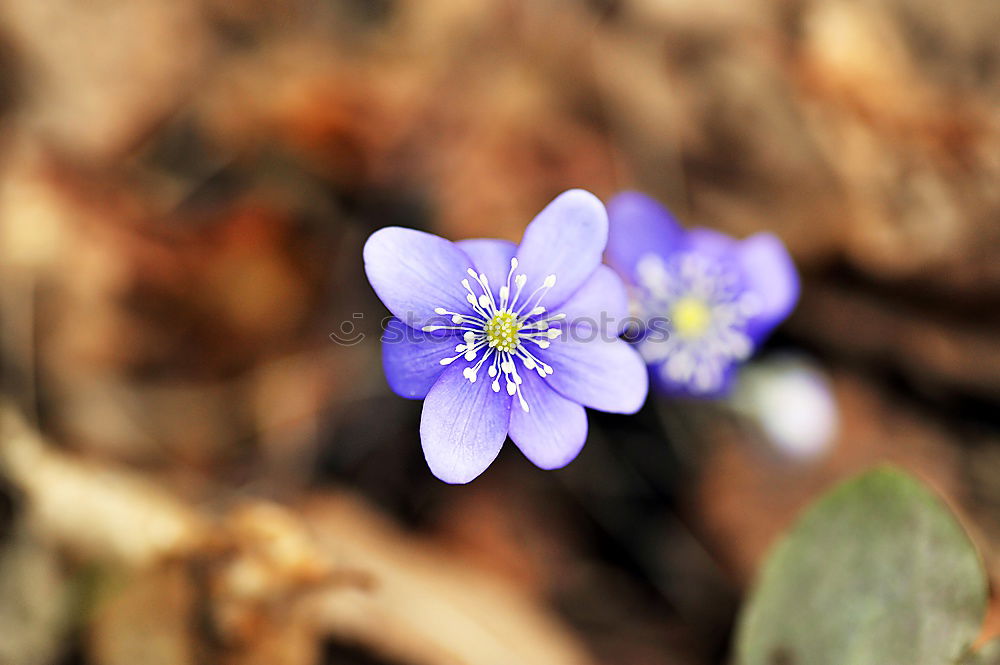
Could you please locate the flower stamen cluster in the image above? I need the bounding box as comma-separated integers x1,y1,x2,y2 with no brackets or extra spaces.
634,252,758,392
422,258,564,412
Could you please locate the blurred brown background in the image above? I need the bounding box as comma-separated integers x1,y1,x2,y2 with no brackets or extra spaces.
0,1,998,664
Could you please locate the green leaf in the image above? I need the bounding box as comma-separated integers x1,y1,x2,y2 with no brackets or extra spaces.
735,467,987,665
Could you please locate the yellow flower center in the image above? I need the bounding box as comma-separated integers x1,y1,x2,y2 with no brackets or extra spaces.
671,296,711,339
485,311,521,353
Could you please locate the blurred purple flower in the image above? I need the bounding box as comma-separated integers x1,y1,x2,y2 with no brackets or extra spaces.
364,189,648,484
606,191,799,397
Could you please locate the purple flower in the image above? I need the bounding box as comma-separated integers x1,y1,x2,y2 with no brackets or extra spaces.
605,191,799,397
364,190,648,483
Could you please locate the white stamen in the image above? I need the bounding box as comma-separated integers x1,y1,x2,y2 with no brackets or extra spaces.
428,265,566,412
634,251,758,395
